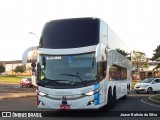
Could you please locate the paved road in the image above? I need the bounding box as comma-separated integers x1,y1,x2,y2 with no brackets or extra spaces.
0,94,159,112
0,83,160,120
0,95,160,120
0,96,160,120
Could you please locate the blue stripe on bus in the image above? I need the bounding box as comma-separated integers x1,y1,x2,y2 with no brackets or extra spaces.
94,84,100,105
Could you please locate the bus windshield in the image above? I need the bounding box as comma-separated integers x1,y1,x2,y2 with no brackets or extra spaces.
38,53,97,88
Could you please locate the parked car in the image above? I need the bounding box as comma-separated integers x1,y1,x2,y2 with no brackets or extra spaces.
20,78,33,87
134,78,160,93
0,72,7,76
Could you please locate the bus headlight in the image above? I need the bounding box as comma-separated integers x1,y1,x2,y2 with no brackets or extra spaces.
84,91,95,96
83,88,101,96
37,90,47,96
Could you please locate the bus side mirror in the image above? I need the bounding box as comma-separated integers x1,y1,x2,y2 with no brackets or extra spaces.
22,46,38,64
95,43,106,62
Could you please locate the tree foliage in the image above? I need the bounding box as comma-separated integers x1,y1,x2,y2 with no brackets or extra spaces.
131,51,148,69
151,45,160,61
0,65,5,73
151,45,160,70
13,65,26,73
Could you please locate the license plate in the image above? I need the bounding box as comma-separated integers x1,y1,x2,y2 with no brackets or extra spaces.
60,105,70,110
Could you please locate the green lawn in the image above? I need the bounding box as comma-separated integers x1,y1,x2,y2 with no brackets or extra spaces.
0,75,30,83
151,95,160,102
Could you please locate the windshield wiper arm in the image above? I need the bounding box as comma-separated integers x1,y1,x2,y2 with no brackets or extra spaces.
59,74,84,82
37,79,64,86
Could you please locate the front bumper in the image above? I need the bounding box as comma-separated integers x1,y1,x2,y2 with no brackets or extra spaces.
37,95,105,110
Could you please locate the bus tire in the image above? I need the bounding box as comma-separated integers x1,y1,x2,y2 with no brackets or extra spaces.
101,87,112,111
112,87,116,107
127,84,130,94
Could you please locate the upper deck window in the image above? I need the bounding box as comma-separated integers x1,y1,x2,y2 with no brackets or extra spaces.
40,18,100,49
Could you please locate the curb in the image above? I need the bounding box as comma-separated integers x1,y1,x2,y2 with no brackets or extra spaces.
149,96,160,106
0,93,36,100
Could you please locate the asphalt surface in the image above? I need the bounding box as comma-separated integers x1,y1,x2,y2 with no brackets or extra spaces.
0,83,160,120
0,83,36,99
0,94,159,111
0,82,159,106
0,94,159,120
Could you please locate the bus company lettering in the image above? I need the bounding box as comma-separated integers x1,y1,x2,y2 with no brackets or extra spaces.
55,91,73,95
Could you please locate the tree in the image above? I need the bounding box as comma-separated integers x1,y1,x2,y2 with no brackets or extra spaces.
0,65,5,73
151,45,160,70
13,65,26,74
151,45,160,61
131,51,148,70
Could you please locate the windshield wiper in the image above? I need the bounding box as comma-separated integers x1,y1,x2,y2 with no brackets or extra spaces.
38,79,65,86
59,74,84,82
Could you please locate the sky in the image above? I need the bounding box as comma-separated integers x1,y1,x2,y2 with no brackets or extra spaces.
0,0,160,61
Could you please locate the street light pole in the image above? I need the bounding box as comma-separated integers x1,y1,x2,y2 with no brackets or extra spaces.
29,32,40,40
28,32,39,86
29,32,39,59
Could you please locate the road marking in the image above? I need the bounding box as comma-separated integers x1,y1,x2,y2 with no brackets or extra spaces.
141,98,160,108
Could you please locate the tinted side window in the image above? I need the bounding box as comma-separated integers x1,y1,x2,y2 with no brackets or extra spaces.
98,62,107,82
109,64,127,80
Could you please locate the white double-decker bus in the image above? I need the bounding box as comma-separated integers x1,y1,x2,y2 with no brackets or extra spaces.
23,18,131,110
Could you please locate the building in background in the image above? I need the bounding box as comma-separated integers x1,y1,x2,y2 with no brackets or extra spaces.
4,60,34,75
132,59,160,80
0,50,37,76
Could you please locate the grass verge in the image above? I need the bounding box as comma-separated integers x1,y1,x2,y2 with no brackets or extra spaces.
150,95,160,102
0,75,29,83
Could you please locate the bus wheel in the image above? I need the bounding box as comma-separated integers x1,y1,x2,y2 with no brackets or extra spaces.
101,88,112,111
112,87,116,107
127,84,130,94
